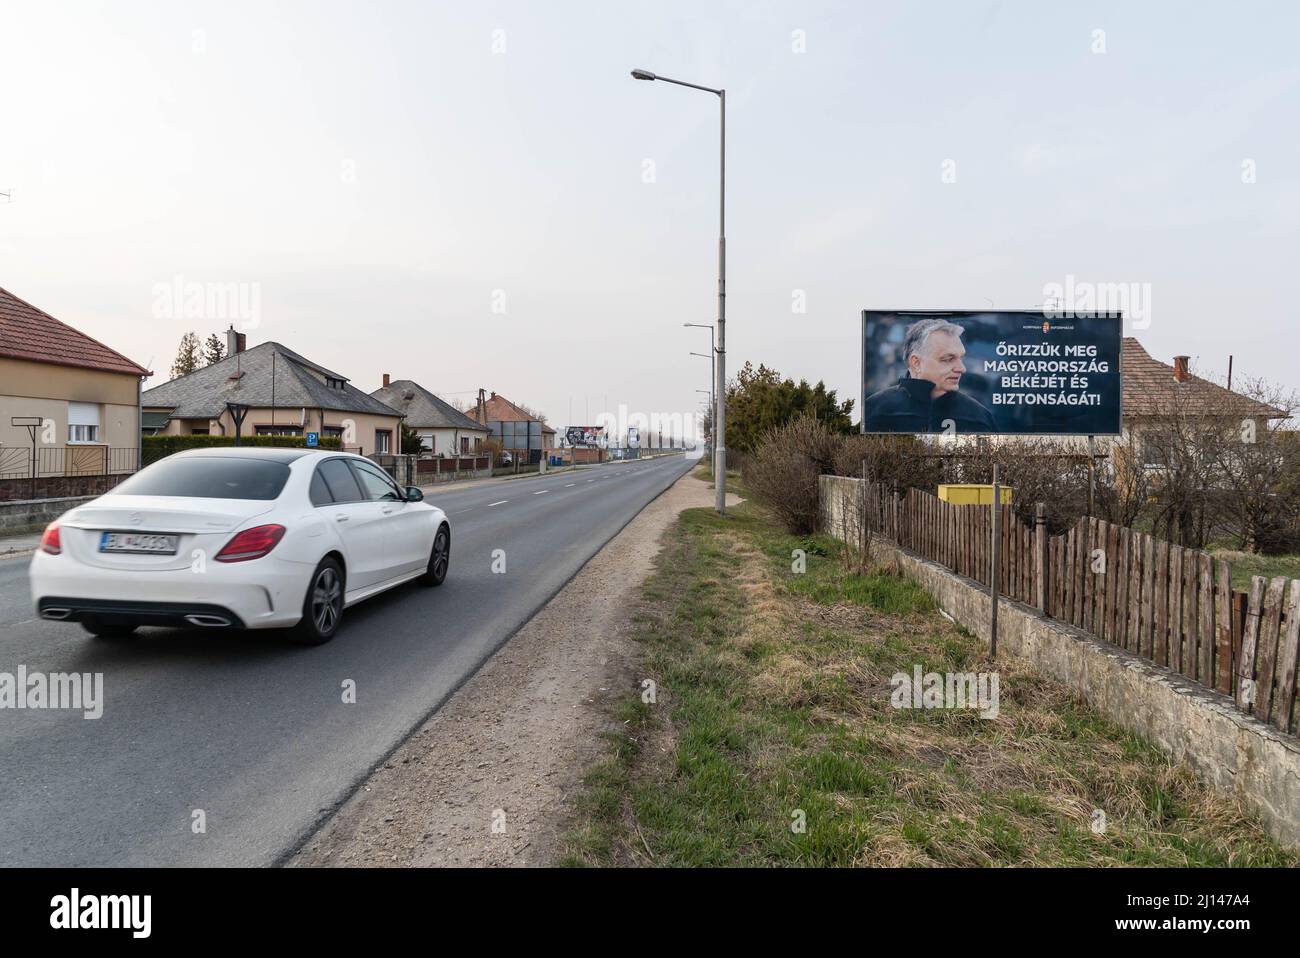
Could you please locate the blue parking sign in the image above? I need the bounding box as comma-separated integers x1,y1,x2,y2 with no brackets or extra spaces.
306,432,319,447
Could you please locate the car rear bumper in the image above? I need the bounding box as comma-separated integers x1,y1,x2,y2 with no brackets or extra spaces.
37,597,248,630
29,551,309,630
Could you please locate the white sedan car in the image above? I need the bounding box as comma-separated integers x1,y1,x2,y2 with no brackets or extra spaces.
30,448,450,644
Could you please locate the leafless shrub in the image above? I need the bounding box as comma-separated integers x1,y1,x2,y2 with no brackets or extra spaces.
1199,378,1300,554
743,415,841,534
833,434,943,492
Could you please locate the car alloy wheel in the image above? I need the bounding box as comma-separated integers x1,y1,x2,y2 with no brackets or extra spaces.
422,526,450,586
312,565,343,634
291,558,345,645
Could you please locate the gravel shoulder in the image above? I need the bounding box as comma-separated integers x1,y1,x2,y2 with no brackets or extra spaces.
290,466,730,867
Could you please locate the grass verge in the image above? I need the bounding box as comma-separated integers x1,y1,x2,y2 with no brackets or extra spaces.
1211,549,1300,591
559,499,1295,867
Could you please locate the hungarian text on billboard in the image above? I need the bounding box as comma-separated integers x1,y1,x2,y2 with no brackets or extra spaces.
860,310,1122,436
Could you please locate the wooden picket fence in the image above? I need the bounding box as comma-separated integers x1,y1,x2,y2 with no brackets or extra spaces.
841,480,1300,737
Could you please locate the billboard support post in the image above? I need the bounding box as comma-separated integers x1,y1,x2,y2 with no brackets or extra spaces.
989,461,1001,660
1087,435,1096,516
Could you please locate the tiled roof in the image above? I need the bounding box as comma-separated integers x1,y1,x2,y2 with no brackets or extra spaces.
465,392,555,432
370,380,490,432
0,285,151,376
141,341,403,421
1122,338,1286,420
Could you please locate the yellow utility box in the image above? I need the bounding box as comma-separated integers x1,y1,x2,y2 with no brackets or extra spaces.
937,484,1013,505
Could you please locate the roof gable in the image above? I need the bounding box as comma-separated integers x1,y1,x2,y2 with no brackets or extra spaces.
0,285,151,376
466,392,552,429
371,380,489,431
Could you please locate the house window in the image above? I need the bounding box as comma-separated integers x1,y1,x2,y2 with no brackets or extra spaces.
255,425,303,437
68,402,100,443
1141,433,1171,468
375,429,392,454
191,428,210,436
460,436,470,454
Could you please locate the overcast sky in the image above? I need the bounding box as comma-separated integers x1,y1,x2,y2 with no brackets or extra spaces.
2,1,1296,430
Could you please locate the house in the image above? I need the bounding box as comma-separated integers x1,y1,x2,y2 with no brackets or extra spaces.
370,375,490,456
464,390,556,465
0,285,151,481
142,328,404,454
1117,338,1287,465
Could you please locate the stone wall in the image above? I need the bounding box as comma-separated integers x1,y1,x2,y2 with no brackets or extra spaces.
0,474,125,505
0,495,101,536
820,474,1300,850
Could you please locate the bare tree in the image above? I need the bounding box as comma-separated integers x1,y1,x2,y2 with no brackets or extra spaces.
1201,377,1299,553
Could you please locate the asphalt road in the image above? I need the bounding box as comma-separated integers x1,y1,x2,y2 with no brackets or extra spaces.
0,452,698,866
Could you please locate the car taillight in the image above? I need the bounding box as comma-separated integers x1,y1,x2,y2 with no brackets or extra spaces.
40,522,61,555
215,524,286,563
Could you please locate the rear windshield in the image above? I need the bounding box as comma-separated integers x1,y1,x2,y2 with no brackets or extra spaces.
109,457,291,500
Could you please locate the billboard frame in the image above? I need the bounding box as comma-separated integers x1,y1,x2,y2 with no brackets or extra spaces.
860,308,1124,437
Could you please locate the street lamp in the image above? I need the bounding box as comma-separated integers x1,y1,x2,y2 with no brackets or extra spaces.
690,352,714,453
635,68,727,514
683,322,716,453
695,389,713,454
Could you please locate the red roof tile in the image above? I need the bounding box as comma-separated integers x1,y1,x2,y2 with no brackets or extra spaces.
1122,337,1285,420
466,392,554,431
0,285,151,377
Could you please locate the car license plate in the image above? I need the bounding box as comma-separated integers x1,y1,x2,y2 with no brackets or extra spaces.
99,532,180,555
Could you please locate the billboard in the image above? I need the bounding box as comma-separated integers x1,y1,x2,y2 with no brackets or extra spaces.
627,427,640,448
861,310,1122,436
565,425,603,447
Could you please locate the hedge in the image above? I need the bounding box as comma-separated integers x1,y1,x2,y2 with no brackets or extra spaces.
142,434,343,465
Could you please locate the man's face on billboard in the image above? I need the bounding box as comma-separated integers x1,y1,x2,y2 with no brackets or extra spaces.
909,330,966,396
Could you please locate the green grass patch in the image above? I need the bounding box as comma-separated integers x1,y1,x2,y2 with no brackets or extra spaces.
1213,550,1300,591
560,499,1295,868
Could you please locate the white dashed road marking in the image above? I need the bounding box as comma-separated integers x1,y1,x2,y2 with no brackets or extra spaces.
488,500,508,507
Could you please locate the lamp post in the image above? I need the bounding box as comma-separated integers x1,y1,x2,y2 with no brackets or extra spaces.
635,68,726,514
695,389,713,457
690,351,714,442
684,322,716,456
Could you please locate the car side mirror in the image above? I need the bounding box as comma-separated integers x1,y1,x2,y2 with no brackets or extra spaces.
405,486,424,502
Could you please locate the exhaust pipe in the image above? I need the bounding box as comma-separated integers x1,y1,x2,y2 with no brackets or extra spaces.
41,608,72,620
185,614,232,628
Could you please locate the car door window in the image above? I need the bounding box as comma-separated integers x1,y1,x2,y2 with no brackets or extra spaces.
317,458,365,504
309,470,333,506
350,460,403,501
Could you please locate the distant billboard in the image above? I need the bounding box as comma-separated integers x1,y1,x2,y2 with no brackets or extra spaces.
861,310,1122,436
566,425,603,447
627,427,640,448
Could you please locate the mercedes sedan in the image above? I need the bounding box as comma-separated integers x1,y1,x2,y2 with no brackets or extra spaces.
30,448,450,644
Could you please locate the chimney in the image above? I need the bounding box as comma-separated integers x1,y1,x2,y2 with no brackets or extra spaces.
490,391,496,399
382,373,391,388
226,324,238,358
1173,355,1190,383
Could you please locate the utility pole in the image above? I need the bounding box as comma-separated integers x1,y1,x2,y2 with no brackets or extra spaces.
632,69,726,514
